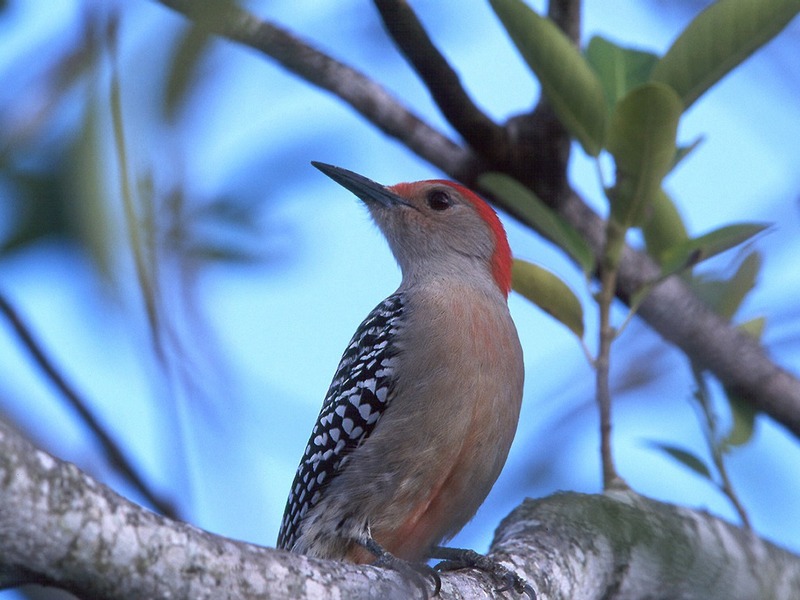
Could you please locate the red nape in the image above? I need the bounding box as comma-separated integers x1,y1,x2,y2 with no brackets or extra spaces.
392,180,512,297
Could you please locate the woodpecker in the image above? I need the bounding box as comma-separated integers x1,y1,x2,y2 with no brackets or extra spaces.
277,162,524,570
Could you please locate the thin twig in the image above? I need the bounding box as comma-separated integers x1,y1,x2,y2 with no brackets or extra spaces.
547,0,582,44
372,0,507,159
0,293,179,519
692,367,752,529
596,276,619,489
596,221,627,490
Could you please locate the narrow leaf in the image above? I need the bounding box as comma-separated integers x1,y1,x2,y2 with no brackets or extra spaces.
186,243,263,264
480,173,594,273
647,441,713,480
689,252,761,319
164,26,212,121
0,171,69,254
642,189,689,260
738,316,766,340
606,83,682,227
585,36,659,113
512,259,584,338
718,317,764,450
490,0,606,155
73,104,114,280
651,0,800,109
716,252,762,319
660,223,768,276
723,393,758,448
670,136,704,174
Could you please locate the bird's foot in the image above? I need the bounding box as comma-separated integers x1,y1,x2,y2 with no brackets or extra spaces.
362,538,441,598
430,545,534,598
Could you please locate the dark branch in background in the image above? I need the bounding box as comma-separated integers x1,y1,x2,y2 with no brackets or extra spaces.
0,293,179,519
372,0,509,161
547,0,582,44
156,0,482,180
373,0,572,200
151,0,800,440
500,0,578,206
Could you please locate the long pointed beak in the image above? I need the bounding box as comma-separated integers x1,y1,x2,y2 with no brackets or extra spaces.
312,162,411,208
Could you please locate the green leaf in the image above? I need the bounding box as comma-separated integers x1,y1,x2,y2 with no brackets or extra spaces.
185,243,264,264
480,173,594,273
720,316,763,449
642,189,689,260
195,196,261,232
659,223,768,276
647,441,713,480
585,36,659,113
606,83,682,227
0,170,69,254
72,103,115,280
722,393,758,448
651,0,800,109
512,259,584,338
490,0,606,155
714,252,761,319
164,26,213,121
737,316,766,339
692,251,762,319
670,136,704,174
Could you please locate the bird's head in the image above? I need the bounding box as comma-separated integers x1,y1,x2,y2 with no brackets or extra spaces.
313,162,512,297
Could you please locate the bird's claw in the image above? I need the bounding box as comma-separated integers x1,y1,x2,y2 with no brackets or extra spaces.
431,546,535,598
365,538,442,598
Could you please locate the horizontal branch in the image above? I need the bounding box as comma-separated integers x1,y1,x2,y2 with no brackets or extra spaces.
492,489,800,599
0,418,433,599
2,418,798,599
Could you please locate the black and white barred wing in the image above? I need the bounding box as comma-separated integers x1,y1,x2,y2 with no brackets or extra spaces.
277,293,405,550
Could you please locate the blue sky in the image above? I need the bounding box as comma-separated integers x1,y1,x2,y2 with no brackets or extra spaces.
1,1,799,594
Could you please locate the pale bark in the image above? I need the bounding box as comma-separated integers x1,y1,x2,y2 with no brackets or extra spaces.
2,418,799,599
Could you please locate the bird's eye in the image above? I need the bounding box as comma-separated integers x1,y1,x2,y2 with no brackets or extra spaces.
427,189,452,211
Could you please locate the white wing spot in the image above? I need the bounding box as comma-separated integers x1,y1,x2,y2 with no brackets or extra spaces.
342,418,354,436
359,403,372,421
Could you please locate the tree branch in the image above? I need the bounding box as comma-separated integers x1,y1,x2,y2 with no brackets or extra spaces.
0,418,436,599
0,292,179,519
372,0,509,160
149,1,800,439
2,418,798,599
491,490,800,599
156,0,482,181
547,0,582,44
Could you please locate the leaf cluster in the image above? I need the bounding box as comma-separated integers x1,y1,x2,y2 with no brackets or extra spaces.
485,0,798,505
